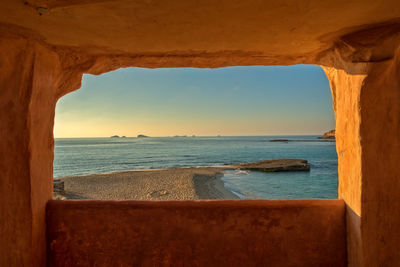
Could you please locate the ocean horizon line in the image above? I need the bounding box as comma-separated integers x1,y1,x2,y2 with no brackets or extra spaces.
54,134,325,139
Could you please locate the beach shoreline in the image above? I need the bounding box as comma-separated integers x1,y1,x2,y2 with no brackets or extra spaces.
55,159,311,200
56,167,239,200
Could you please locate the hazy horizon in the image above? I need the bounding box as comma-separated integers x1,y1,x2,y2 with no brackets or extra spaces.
54,65,335,138
55,134,332,139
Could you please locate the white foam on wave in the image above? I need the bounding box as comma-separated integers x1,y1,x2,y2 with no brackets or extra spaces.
233,170,250,175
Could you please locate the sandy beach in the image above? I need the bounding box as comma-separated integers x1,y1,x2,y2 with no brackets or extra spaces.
57,167,239,200
55,159,311,200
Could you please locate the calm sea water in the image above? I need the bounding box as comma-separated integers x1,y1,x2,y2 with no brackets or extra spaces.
54,136,338,199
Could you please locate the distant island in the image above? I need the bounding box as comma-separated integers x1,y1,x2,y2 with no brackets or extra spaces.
270,139,289,143
111,135,127,138
137,134,149,138
319,130,335,139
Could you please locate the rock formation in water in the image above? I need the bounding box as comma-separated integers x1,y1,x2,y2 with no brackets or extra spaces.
233,159,310,172
270,139,289,142
320,130,335,139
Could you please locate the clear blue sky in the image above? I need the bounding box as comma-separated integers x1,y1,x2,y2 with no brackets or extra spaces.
54,65,335,137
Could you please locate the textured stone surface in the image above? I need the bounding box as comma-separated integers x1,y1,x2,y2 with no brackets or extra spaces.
359,55,400,267
0,33,60,266
323,66,367,266
323,45,400,266
47,199,346,267
1,0,400,71
1,1,400,266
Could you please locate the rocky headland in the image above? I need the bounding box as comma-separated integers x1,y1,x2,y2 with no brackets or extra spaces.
320,130,335,139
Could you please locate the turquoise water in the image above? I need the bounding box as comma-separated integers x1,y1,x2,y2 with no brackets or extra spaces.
54,136,338,199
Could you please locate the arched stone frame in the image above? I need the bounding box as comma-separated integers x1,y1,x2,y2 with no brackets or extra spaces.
1,20,400,266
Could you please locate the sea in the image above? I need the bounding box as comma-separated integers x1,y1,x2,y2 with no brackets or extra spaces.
54,136,338,199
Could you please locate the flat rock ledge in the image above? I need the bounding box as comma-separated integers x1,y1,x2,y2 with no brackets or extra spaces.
232,159,310,172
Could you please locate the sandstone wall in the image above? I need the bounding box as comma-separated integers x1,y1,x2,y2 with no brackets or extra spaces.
321,25,400,266
47,200,346,267
358,48,400,266
0,33,62,266
323,66,366,266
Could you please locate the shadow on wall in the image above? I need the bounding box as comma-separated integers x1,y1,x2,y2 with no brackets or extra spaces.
47,199,347,267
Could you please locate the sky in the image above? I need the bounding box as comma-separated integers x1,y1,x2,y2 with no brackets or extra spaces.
54,65,335,137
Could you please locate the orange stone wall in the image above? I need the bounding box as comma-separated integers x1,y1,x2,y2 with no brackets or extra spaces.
47,200,346,267
358,50,400,266
323,66,366,266
0,33,60,266
323,45,400,266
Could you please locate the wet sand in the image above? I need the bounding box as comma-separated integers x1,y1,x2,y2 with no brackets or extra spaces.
57,167,239,200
